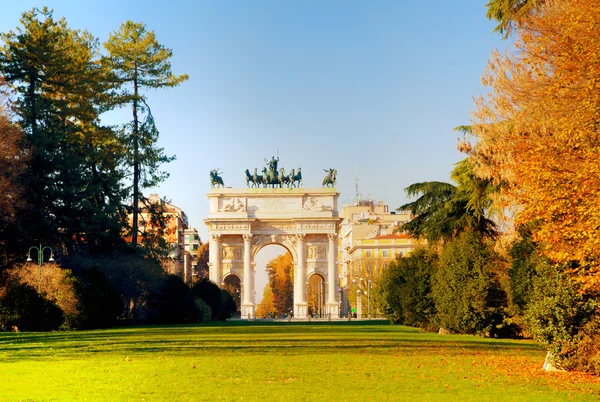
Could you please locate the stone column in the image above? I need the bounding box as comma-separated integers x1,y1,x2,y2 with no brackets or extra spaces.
327,233,339,318
208,234,221,284
242,234,254,319
294,234,307,318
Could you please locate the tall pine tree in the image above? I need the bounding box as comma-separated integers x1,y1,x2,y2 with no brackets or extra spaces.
103,21,188,248
0,8,127,253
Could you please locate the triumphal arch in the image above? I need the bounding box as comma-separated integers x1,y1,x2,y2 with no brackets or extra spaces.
205,187,341,319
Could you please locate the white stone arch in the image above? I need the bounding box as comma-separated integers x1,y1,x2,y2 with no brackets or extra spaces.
222,271,241,283
251,235,298,263
205,188,341,319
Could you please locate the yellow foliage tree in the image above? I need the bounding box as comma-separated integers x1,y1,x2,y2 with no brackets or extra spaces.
266,252,294,315
255,283,274,318
469,0,600,292
10,263,78,318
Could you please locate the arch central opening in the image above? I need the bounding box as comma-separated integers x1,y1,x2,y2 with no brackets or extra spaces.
255,244,293,318
307,273,325,318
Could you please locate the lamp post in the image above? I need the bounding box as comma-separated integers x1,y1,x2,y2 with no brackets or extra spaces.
367,279,372,319
26,244,54,292
338,287,343,317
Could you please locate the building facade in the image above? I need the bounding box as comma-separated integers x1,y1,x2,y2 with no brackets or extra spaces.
339,200,419,317
129,194,195,283
184,227,201,280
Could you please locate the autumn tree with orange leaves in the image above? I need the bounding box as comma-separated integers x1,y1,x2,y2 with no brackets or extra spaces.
266,252,294,315
468,0,600,294
0,80,27,268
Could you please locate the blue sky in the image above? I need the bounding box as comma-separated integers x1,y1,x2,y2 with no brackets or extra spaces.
1,1,505,239
2,2,505,297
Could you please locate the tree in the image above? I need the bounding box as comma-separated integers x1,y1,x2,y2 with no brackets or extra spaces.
256,283,275,318
63,251,165,322
147,275,202,324
469,0,600,294
104,21,188,248
0,80,27,268
191,278,236,320
196,243,209,280
265,252,294,315
486,0,545,37
0,280,63,331
0,8,127,253
0,81,25,221
399,159,496,243
74,268,123,329
432,232,508,336
9,262,79,327
376,248,437,328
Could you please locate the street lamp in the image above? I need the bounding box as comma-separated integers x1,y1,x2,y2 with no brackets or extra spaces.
26,244,55,292
367,279,372,319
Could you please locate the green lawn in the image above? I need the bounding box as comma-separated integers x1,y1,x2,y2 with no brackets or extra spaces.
0,320,598,401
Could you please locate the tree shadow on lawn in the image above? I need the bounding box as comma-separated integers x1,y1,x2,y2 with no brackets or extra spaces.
0,326,542,363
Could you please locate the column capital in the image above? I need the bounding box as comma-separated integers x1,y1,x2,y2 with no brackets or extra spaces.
296,233,306,242
210,234,221,242
327,233,337,242
243,233,253,242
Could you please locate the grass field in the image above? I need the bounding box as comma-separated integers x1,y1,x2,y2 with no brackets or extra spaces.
0,320,599,401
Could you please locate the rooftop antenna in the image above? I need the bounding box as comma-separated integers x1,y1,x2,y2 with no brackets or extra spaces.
355,162,360,202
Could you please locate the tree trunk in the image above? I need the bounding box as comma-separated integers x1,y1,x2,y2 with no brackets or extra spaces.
131,71,139,248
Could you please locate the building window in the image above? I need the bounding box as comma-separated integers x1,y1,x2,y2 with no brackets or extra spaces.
366,251,371,258
382,250,388,258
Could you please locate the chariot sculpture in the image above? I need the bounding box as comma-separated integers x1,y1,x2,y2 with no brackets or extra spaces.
244,156,303,188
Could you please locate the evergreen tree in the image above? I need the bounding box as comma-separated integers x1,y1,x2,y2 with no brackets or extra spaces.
0,8,127,252
399,159,496,243
103,21,188,248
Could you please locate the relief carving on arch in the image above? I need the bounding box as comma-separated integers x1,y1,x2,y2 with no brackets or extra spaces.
307,245,326,259
253,221,295,231
304,234,325,243
222,246,242,260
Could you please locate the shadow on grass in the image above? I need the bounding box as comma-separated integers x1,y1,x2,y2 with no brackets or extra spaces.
0,320,542,363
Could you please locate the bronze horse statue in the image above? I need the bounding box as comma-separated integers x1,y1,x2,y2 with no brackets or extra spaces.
245,169,255,187
210,169,224,188
291,168,302,188
322,168,336,188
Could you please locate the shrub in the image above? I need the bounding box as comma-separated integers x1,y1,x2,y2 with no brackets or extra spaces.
74,268,123,329
0,280,63,331
147,275,203,324
524,263,597,360
192,278,235,320
64,251,165,322
220,289,237,320
432,231,507,336
195,298,212,322
376,248,437,328
9,263,79,329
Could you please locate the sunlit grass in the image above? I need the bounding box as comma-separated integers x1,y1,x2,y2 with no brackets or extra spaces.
0,320,598,401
